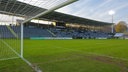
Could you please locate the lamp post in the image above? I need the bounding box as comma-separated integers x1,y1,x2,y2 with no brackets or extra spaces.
108,10,115,33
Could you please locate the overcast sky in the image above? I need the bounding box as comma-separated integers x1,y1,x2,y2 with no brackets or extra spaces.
56,0,128,24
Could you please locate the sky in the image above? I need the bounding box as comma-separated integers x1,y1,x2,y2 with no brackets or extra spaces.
1,0,128,25
56,0,128,24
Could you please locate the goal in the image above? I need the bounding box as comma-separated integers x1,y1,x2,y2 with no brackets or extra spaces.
0,0,77,71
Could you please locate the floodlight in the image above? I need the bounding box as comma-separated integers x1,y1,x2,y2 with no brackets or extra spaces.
108,10,115,15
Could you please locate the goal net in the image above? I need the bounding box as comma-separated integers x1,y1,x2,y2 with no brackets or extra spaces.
0,0,76,60
0,14,23,60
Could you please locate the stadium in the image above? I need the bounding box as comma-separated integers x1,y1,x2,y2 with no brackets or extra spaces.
0,0,128,72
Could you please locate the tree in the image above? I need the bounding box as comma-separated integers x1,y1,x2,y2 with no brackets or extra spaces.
115,21,127,33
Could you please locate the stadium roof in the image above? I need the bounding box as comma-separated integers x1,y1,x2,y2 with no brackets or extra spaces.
0,0,112,26
40,11,112,26
0,0,77,23
0,0,45,17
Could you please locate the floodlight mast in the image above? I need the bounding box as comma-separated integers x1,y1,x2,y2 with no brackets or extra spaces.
108,10,115,33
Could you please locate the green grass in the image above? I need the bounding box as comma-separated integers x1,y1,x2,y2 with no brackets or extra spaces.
1,39,128,72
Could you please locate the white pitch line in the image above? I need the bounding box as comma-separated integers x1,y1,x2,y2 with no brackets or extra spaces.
54,46,128,61
0,57,19,61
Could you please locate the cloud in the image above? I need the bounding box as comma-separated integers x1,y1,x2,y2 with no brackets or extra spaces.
79,0,128,23
56,0,91,14
56,0,116,22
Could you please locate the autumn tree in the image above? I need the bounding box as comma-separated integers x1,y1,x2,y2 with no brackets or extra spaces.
115,21,127,33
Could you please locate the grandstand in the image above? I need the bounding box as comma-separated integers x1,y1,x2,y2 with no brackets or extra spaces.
15,11,113,39
0,0,113,39
0,11,113,39
6,20,112,39
23,15,113,39
0,23,112,39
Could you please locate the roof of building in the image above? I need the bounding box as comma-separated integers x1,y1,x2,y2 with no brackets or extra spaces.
40,11,112,26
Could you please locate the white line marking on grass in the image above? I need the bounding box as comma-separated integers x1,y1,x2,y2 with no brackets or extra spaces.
22,57,42,72
87,52,128,61
0,57,19,61
54,46,128,61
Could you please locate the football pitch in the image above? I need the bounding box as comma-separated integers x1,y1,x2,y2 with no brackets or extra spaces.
0,39,128,72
